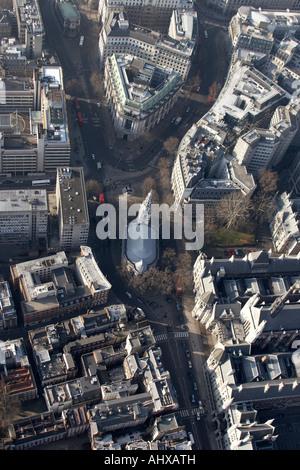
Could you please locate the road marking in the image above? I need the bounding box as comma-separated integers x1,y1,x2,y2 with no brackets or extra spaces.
154,333,168,342
178,407,198,418
174,331,189,338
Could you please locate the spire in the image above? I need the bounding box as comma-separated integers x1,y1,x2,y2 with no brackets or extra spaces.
137,191,152,226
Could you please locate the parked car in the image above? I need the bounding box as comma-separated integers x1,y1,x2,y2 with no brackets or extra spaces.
92,153,95,160
125,291,132,298
186,350,190,358
188,361,192,369
176,303,181,311
193,381,198,391
191,394,195,403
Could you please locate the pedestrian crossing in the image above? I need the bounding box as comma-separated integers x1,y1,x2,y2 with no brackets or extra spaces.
178,407,199,418
154,331,189,343
154,333,168,342
174,331,189,338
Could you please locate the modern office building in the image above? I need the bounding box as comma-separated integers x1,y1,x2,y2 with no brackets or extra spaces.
56,167,89,251
104,53,182,140
0,65,70,174
13,0,44,59
0,188,48,245
39,66,71,171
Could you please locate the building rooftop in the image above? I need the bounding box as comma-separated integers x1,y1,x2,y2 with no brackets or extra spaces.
57,1,80,21
57,167,89,226
41,66,68,144
0,189,47,213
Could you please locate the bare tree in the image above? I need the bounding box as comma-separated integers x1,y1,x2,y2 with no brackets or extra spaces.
163,137,179,155
256,169,278,196
85,179,102,199
65,78,82,96
0,385,21,437
250,169,279,223
90,71,102,100
216,193,252,230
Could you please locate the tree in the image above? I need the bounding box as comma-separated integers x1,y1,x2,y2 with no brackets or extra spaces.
0,385,21,437
256,169,278,196
209,81,222,101
216,192,252,230
65,78,82,96
251,193,273,224
163,137,179,155
85,179,102,199
250,169,279,223
90,72,102,100
174,252,193,288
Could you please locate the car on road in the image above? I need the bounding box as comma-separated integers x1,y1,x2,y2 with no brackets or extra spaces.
196,410,201,421
92,153,95,160
176,303,181,311
188,360,192,369
191,394,195,403
125,291,132,298
97,103,101,107
224,248,235,257
186,350,190,358
193,382,198,391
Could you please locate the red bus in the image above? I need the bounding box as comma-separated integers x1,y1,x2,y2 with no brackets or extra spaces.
77,111,83,126
99,193,105,204
74,97,80,110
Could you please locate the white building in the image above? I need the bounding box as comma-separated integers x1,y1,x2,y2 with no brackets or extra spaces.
211,0,300,16
269,191,300,255
13,0,44,59
123,191,158,274
104,54,181,140
99,10,196,81
98,0,194,33
56,167,89,251
0,280,17,330
0,188,47,244
0,66,70,174
39,66,71,171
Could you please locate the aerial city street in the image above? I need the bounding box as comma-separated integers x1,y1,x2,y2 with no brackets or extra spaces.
1,0,300,454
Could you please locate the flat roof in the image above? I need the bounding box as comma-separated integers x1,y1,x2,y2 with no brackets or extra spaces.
57,167,89,226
